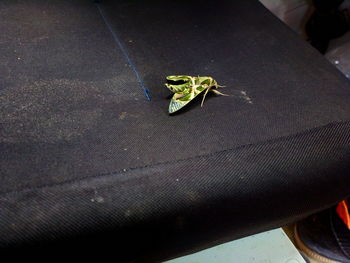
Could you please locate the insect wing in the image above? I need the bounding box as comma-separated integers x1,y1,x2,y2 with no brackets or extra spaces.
169,99,187,114
168,85,207,114
165,83,191,93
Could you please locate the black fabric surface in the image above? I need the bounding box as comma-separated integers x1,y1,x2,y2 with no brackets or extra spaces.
1,0,350,261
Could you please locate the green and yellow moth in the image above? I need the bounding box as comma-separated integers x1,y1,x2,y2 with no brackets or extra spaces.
165,75,228,114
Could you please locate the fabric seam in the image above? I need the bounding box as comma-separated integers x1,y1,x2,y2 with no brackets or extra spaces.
1,120,350,198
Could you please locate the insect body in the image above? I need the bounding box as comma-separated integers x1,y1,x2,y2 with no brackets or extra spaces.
165,75,227,114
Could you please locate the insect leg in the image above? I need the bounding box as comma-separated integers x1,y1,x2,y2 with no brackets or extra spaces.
212,89,229,96
201,86,211,107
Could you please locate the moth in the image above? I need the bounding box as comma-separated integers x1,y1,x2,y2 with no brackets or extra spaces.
165,75,228,114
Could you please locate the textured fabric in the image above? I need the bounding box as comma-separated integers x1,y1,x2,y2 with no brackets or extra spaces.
1,0,350,261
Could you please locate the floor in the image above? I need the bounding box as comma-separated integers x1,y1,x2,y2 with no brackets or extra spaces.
165,228,307,263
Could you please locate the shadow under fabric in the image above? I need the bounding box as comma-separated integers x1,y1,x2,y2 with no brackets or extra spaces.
306,0,350,54
1,0,350,262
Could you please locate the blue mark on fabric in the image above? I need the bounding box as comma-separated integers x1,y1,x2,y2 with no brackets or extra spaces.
96,4,151,101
